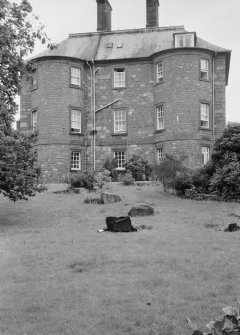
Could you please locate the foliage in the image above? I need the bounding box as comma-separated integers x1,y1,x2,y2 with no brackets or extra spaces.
124,155,152,181
191,161,215,194
153,154,189,191
0,0,49,200
122,172,135,186
70,170,111,191
174,170,193,196
186,301,240,335
103,158,118,181
94,170,111,189
0,131,46,201
211,123,240,166
209,153,240,200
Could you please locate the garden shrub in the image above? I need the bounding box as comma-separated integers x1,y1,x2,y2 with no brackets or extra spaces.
94,170,111,189
125,155,152,181
70,170,96,190
191,160,215,194
103,158,118,181
122,172,135,186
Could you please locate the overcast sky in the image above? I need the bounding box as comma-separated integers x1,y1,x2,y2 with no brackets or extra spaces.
22,0,240,122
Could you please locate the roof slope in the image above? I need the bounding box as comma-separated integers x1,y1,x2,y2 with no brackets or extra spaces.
33,25,230,62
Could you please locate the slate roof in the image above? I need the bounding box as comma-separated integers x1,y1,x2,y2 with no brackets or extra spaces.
32,26,231,83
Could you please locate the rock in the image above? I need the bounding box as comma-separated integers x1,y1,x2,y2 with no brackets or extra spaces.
100,192,121,204
128,203,154,217
221,223,240,232
105,216,137,232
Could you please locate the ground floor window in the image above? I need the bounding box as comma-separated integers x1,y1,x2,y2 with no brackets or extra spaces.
71,151,81,170
114,151,126,169
201,146,210,165
157,148,164,163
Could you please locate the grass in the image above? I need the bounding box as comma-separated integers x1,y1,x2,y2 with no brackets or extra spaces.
0,183,240,335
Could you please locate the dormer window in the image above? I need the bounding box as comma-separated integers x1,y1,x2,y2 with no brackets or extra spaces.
174,32,196,48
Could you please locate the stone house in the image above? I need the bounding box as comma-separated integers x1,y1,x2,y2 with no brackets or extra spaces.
20,0,231,182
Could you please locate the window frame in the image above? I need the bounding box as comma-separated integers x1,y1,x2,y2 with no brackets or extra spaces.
156,104,164,131
71,150,81,171
200,58,210,81
201,146,210,165
30,66,38,91
31,109,38,133
156,61,163,84
69,107,82,135
157,147,164,163
200,102,210,129
70,66,82,88
113,150,126,170
113,67,126,89
113,109,127,134
173,32,196,48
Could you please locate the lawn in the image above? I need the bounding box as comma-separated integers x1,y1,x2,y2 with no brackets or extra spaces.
0,182,240,335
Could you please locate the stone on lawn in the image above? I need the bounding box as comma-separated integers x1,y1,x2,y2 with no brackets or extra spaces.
128,203,154,217
221,223,240,232
100,192,121,204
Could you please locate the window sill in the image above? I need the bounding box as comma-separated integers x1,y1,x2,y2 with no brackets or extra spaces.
70,85,82,89
198,127,212,131
155,80,164,86
199,78,210,83
155,129,166,133
112,86,126,90
111,132,128,136
115,167,126,171
70,132,84,136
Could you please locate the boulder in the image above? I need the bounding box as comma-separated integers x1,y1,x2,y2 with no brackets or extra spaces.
221,223,240,232
100,192,121,204
128,203,154,217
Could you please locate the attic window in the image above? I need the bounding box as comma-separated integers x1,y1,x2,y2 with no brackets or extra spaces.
117,43,123,48
174,32,196,48
106,43,113,48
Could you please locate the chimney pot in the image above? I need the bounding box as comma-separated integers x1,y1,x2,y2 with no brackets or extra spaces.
146,0,159,28
96,0,112,31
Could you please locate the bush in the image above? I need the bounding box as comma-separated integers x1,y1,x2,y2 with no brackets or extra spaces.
122,172,135,186
191,160,215,194
70,170,96,190
103,158,118,181
175,171,193,196
125,155,152,181
153,154,189,192
94,170,111,189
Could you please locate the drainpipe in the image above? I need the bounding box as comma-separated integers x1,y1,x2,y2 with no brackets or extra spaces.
212,53,216,142
87,61,93,171
92,60,96,171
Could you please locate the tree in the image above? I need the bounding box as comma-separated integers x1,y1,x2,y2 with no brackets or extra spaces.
0,0,49,201
125,155,152,181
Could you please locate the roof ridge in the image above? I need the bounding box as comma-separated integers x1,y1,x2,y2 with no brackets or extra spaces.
69,25,185,38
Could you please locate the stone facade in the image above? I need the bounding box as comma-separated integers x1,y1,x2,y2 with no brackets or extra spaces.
19,3,230,182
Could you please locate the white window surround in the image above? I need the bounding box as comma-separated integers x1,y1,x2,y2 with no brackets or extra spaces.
156,105,164,130
174,33,195,48
157,148,164,163
114,110,126,133
32,110,37,132
71,109,81,133
200,58,209,80
157,61,163,83
114,151,126,169
71,151,81,170
114,68,125,88
70,67,81,87
202,147,210,165
200,103,210,128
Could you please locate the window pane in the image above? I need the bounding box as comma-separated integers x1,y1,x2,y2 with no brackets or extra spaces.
156,105,164,130
114,110,126,133
157,61,163,83
200,59,209,80
71,110,81,132
71,67,81,86
32,111,37,131
157,148,163,162
114,69,125,87
114,151,126,168
201,147,210,165
71,152,81,170
175,33,195,47
200,103,209,128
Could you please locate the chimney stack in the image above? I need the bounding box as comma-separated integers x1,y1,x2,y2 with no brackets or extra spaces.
96,0,112,31
146,0,159,28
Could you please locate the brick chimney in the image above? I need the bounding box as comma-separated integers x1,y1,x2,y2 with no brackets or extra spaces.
146,0,159,28
96,0,112,31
